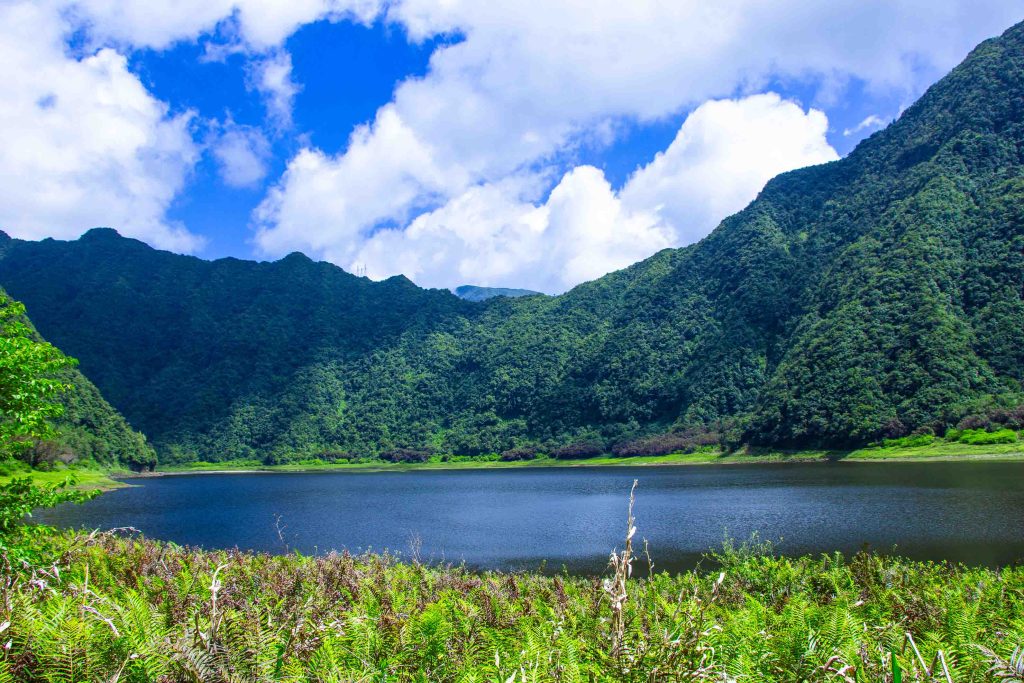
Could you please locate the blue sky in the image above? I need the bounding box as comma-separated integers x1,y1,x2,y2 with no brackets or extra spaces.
1,2,1021,292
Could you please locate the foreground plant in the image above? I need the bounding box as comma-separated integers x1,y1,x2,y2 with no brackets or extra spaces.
0,522,1020,682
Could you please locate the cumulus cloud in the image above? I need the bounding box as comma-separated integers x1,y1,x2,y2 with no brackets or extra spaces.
212,124,270,188
255,106,466,261
620,94,839,244
68,0,384,51
344,94,837,293
254,0,1021,289
0,1,201,251
351,169,673,293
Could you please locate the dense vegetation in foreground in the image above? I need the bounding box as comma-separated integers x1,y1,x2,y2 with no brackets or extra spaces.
2,21,1023,467
2,530,1022,682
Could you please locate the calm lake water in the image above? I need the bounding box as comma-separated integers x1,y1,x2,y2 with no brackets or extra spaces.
38,461,1024,573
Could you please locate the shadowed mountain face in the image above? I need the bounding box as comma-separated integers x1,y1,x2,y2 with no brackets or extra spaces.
1,21,1023,463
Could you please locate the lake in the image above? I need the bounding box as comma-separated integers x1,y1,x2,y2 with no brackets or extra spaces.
38,461,1024,573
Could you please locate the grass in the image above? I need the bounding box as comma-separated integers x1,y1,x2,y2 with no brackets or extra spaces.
3,529,1023,681
152,438,1024,477
841,439,1024,461
0,462,126,491
156,451,735,474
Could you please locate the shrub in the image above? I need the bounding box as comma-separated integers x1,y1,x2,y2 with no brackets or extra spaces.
957,428,1018,445
989,405,1024,430
881,433,935,448
612,429,720,457
552,442,604,459
957,414,993,431
379,448,431,463
880,417,909,439
25,440,77,468
499,446,538,461
316,450,356,462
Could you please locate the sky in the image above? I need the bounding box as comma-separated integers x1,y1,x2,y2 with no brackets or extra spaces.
1,2,1022,294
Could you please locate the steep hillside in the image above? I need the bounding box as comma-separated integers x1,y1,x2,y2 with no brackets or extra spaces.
1,21,1022,462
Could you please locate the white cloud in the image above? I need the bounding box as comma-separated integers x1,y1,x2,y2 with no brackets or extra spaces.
255,105,466,261
254,0,1021,288
0,1,201,251
347,94,838,293
620,94,839,244
249,50,300,128
843,114,887,137
0,0,387,250
212,125,270,188
351,169,674,293
68,0,384,51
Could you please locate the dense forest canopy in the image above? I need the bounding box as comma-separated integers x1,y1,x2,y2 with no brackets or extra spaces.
1,21,1022,465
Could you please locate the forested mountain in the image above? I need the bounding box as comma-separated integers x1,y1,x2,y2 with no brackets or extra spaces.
0,289,156,470
1,21,1022,464
0,232,475,462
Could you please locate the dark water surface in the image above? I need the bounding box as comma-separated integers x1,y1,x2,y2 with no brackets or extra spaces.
38,461,1024,573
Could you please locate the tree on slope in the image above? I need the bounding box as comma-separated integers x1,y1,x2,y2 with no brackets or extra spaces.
0,292,92,557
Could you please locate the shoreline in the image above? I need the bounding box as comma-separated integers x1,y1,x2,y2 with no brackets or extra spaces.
12,443,1020,491
131,444,1024,479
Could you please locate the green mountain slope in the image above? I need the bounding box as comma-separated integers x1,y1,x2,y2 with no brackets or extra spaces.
0,289,156,470
1,21,1022,462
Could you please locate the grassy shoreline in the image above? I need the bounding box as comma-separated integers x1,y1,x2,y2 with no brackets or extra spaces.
147,440,1024,477
4,440,1020,492
0,465,128,490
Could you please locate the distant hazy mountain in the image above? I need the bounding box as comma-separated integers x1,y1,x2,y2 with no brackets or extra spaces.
1,21,1022,462
454,285,542,302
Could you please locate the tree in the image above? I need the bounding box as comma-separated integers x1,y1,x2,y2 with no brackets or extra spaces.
0,293,94,559
0,295,74,457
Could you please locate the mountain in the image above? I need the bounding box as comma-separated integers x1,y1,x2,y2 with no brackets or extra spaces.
454,285,543,302
0,231,476,462
1,21,1022,463
0,288,156,470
